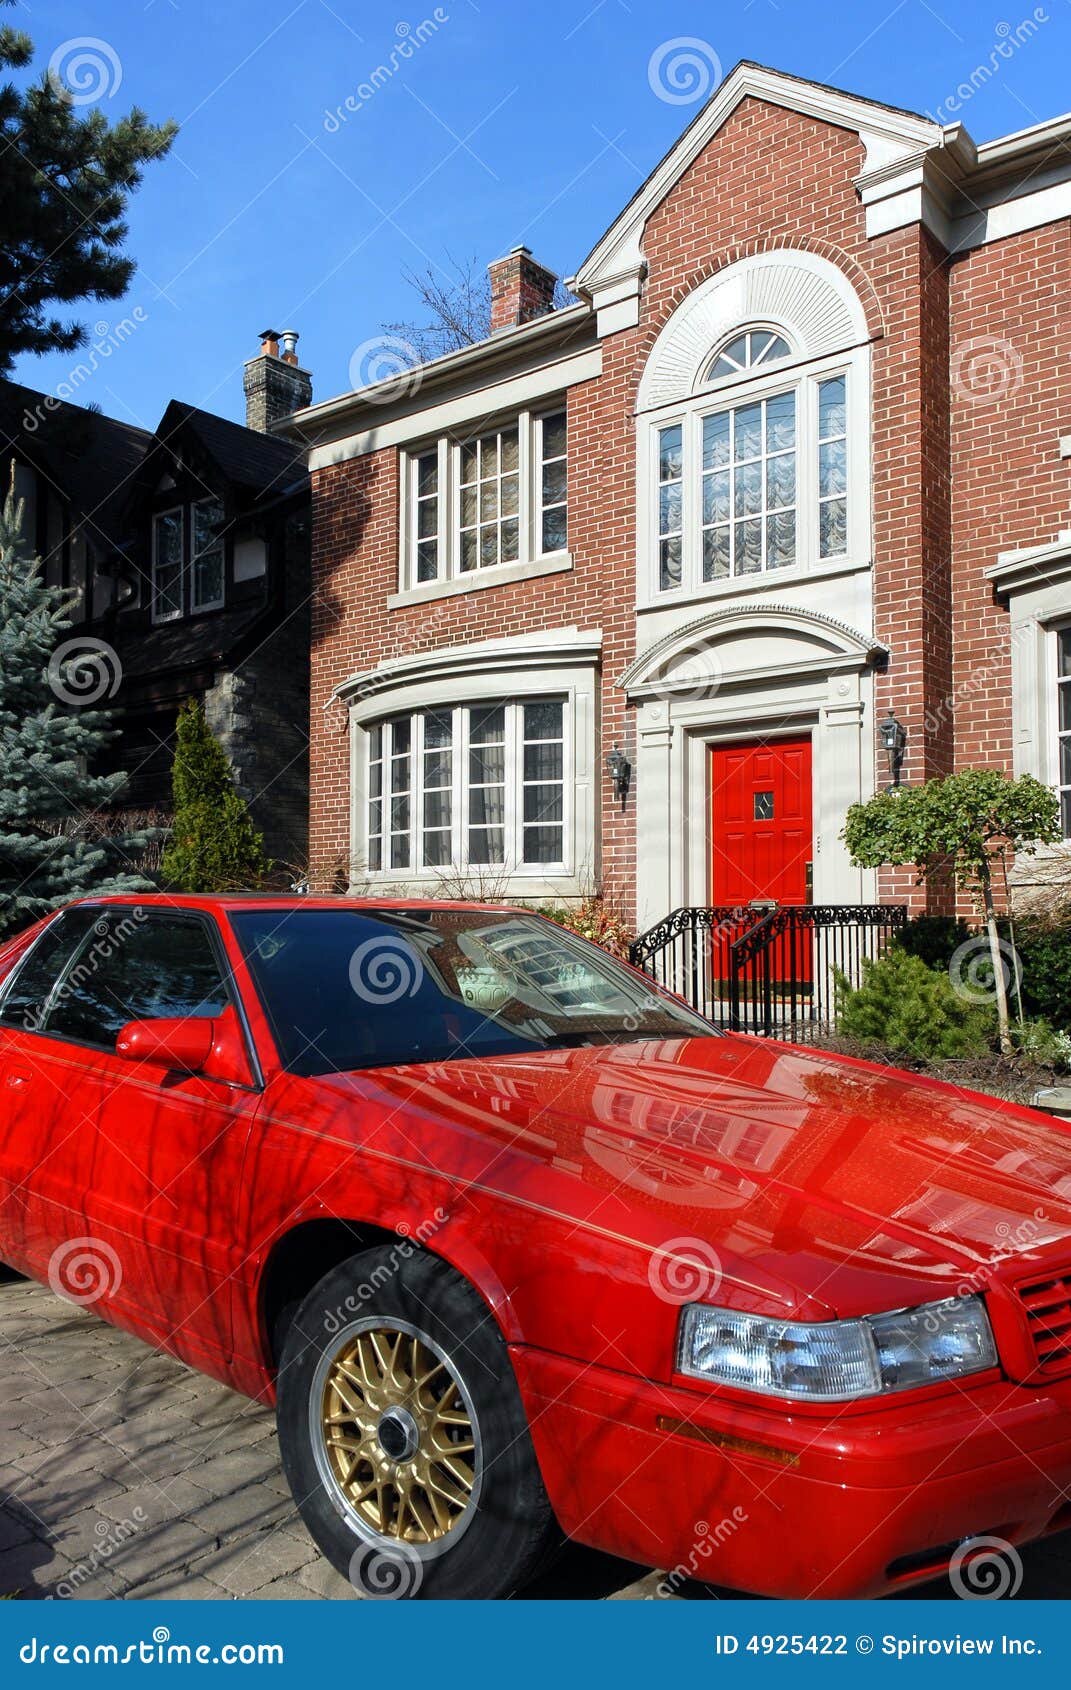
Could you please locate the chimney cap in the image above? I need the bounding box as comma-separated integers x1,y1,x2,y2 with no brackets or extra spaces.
259,327,281,342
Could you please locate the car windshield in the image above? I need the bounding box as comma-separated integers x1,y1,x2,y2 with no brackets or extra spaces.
229,906,713,1077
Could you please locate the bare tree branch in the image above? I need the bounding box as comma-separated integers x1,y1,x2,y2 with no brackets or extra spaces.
383,254,577,364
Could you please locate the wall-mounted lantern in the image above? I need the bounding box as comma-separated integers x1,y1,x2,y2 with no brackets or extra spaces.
879,709,907,790
606,745,631,804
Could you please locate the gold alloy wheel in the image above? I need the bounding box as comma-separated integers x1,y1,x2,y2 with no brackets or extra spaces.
319,1324,478,1545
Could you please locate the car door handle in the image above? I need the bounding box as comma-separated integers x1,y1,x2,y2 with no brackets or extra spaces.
4,1066,32,1090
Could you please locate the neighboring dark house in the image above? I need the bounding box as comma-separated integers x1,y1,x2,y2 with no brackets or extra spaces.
0,332,313,868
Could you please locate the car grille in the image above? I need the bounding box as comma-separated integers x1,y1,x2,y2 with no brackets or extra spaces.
1018,1270,1071,1377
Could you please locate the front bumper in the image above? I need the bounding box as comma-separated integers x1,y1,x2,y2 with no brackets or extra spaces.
510,1346,1071,1597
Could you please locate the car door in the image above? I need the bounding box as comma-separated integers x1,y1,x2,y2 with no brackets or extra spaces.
38,906,263,1374
0,907,116,1280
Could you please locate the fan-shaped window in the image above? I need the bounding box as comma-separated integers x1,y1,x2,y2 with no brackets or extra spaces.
706,329,792,383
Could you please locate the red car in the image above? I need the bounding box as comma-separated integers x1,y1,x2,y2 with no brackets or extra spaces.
1,894,1070,1600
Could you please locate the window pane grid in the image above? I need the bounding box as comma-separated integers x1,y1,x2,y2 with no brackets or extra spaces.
657,423,683,590
191,498,225,611
522,699,564,864
152,509,184,621
388,717,411,870
459,426,520,573
701,392,796,580
366,700,567,874
818,375,848,558
415,451,440,583
540,411,567,555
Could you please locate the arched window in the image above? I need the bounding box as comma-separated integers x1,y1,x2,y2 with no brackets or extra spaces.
705,327,792,382
639,251,871,599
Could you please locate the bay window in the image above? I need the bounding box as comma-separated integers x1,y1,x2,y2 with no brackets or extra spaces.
365,698,568,875
403,408,568,591
649,329,864,599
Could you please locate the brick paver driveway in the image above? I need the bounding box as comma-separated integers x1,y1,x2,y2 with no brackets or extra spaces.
2,1278,1068,1601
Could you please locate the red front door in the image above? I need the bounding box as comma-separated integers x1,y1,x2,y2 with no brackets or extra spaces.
709,738,813,906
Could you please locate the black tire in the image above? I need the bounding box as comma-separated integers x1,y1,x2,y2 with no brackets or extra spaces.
276,1247,560,1599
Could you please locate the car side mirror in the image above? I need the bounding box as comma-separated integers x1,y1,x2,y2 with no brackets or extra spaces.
116,1016,215,1074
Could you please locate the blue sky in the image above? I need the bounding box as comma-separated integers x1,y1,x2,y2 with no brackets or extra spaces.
11,0,1071,429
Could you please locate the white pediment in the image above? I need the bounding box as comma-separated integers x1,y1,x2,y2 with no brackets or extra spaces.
621,604,885,698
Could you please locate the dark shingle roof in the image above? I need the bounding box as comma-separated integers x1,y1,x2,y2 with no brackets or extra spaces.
158,400,307,498
0,379,152,551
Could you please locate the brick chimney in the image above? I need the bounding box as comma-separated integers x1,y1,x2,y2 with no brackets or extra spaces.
488,246,557,334
243,328,312,431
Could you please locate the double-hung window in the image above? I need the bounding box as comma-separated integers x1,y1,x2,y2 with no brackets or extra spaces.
151,509,184,623
651,325,860,598
403,409,568,591
191,499,226,612
151,498,231,622
365,699,568,875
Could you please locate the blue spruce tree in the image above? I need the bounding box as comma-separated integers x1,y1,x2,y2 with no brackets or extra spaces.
0,484,152,935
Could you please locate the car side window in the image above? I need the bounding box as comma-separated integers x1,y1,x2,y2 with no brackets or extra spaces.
0,909,104,1036
43,912,231,1053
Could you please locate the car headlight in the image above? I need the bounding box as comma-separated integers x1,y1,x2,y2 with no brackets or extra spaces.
677,1295,998,1401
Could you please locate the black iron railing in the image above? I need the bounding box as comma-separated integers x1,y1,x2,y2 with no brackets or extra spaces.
630,903,907,1040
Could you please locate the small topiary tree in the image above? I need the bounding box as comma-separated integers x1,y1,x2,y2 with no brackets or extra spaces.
161,699,268,892
844,770,1060,1054
835,949,994,1059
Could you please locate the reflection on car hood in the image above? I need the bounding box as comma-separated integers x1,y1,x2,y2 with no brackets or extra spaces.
337,1034,1071,1317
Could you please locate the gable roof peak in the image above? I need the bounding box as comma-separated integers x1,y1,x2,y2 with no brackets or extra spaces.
574,61,941,325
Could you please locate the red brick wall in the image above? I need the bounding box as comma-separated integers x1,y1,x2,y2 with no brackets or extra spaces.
948,224,1071,775
307,93,1069,924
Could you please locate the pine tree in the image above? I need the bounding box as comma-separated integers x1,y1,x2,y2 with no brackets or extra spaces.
161,700,269,893
0,3,176,372
0,488,151,936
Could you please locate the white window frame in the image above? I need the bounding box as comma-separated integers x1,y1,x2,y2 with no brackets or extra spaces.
1056,621,1071,839
638,341,871,607
399,406,569,594
190,497,227,615
362,698,572,879
151,505,185,625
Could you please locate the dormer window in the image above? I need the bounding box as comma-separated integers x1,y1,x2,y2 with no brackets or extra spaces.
705,328,792,382
151,498,229,623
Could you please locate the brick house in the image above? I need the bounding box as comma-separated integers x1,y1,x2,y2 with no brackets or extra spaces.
1,334,312,867
290,62,1071,939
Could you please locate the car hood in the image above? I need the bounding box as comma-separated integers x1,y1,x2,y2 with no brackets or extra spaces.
335,1034,1071,1319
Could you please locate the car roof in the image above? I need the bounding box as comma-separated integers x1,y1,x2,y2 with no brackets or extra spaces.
74,893,524,915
